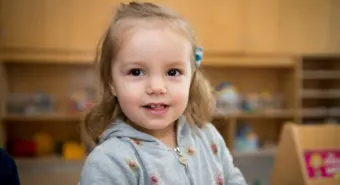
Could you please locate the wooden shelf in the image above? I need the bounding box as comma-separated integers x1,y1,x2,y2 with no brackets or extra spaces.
213,110,296,119
303,70,340,79
302,89,340,99
15,156,84,170
202,55,295,68
302,108,340,118
3,113,84,122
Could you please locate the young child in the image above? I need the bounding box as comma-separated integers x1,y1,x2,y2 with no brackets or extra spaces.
79,2,246,185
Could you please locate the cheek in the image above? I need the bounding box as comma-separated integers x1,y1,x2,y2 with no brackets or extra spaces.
169,79,191,105
113,78,143,106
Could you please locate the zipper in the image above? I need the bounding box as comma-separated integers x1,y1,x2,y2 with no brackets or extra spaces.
173,147,194,185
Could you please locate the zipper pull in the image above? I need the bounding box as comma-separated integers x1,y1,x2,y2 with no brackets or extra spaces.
174,147,187,166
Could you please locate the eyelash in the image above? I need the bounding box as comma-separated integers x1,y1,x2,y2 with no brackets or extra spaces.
127,68,182,76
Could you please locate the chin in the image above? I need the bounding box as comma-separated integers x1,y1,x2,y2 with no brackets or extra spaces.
143,121,173,130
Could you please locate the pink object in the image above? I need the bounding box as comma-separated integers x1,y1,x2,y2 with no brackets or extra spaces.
215,172,224,185
187,147,196,155
150,175,159,184
304,149,340,179
211,144,218,155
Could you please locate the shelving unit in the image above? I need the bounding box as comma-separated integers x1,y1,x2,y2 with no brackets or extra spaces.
0,55,338,169
203,60,299,156
299,57,340,124
0,62,96,161
0,56,300,160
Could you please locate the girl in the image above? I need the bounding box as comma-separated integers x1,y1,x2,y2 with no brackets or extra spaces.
79,1,246,185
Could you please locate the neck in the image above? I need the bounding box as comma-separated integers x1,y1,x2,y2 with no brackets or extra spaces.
130,121,177,148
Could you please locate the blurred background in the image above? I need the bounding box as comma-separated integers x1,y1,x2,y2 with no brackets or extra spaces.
0,0,340,185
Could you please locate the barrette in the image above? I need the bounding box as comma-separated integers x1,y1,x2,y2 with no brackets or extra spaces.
195,46,203,67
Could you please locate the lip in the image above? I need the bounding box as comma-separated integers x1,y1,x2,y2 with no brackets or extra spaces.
142,103,169,116
143,102,168,106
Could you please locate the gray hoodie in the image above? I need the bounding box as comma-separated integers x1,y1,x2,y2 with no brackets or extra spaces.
79,116,247,185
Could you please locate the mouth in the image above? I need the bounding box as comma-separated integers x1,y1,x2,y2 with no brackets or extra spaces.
142,103,169,110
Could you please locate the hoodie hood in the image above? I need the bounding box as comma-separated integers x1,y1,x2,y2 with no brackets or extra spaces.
99,116,190,146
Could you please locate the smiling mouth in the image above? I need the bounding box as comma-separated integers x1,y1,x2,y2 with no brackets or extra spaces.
142,103,169,110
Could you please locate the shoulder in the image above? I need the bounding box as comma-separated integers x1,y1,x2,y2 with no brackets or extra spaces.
0,148,17,169
84,137,135,167
192,122,223,143
80,138,138,185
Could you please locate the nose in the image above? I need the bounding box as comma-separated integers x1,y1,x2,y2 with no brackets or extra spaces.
145,76,167,95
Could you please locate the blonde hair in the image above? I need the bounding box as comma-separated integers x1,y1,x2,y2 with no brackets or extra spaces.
84,1,215,143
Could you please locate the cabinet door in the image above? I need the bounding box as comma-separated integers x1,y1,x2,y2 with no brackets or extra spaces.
1,0,48,49
163,0,245,54
329,0,340,54
43,0,72,50
277,0,332,55
67,0,118,52
1,0,73,50
243,0,280,54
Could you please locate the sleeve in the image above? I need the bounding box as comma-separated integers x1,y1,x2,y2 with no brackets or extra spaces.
8,157,20,185
210,125,248,185
0,149,20,185
79,148,137,185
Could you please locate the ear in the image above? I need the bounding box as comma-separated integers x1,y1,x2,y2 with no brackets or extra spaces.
110,84,116,96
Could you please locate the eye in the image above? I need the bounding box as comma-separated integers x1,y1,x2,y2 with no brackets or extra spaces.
128,68,144,76
167,69,181,76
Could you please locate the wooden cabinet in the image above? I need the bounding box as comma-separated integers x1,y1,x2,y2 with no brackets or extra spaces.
0,0,117,62
1,0,339,62
243,0,280,54
1,0,48,49
329,0,340,54
277,0,333,55
243,0,340,55
66,0,116,52
161,0,245,54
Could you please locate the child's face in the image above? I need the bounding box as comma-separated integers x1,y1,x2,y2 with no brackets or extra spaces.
111,24,192,132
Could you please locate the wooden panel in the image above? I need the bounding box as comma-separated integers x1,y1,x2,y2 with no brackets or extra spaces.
0,63,7,147
0,0,118,62
202,55,295,68
270,123,306,185
67,0,117,51
329,0,340,54
162,0,245,53
244,0,280,53
277,0,332,55
1,0,46,49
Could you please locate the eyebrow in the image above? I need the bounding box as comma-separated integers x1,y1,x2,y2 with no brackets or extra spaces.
120,60,187,67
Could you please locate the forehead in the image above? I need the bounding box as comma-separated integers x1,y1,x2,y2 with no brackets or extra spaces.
115,21,192,65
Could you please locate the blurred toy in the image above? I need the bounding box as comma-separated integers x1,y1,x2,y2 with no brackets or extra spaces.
215,82,241,114
33,132,55,157
235,122,259,152
68,87,96,113
242,93,261,112
8,138,36,157
62,142,86,160
7,93,54,115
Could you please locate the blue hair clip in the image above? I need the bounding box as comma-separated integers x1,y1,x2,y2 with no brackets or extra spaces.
195,46,203,67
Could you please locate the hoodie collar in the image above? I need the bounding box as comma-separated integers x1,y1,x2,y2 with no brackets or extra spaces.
99,116,190,147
